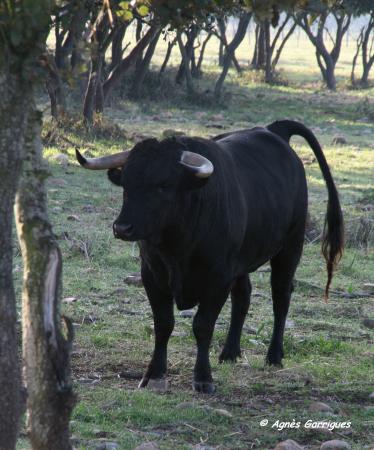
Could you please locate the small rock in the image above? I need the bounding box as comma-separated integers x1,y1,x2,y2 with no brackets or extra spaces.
52,153,69,166
243,326,257,334
162,129,186,138
95,443,119,450
50,178,67,186
124,273,142,287
369,392,374,402
180,310,194,318
320,440,351,450
82,204,96,213
63,297,78,303
274,440,304,450
67,214,80,222
134,443,159,450
211,114,224,121
213,408,232,418
147,378,169,392
171,330,188,337
176,401,195,409
332,136,347,145
93,430,113,438
363,283,374,293
285,319,295,329
362,318,374,329
191,446,217,450
309,401,334,413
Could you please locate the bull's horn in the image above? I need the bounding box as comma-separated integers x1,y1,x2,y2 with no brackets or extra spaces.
179,151,214,178
75,148,129,170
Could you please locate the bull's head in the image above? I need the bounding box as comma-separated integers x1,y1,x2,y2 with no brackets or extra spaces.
75,138,214,242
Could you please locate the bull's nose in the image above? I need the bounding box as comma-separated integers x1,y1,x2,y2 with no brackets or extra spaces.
113,223,134,239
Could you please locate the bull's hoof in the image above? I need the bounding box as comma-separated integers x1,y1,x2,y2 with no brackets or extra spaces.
266,348,284,367
193,381,216,394
138,377,169,392
265,354,283,367
219,346,241,363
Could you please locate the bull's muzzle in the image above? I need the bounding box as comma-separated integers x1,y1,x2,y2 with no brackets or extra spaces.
113,222,134,240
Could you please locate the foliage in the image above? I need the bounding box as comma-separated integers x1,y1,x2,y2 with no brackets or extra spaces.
0,0,53,62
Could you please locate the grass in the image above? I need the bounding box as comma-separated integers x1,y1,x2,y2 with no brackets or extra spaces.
16,29,374,450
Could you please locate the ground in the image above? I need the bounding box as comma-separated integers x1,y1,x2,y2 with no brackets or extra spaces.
15,30,374,449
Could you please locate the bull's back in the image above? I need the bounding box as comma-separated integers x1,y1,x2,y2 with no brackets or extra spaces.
216,129,307,270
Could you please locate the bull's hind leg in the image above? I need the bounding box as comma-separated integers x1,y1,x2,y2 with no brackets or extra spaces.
219,275,251,363
139,264,174,388
267,230,304,366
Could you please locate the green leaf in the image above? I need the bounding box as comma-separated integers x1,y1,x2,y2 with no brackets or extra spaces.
116,9,133,21
137,5,149,17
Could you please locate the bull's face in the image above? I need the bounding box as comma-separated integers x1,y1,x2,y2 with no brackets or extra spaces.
75,138,214,243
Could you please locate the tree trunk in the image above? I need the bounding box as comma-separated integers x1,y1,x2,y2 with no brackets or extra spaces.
214,13,251,99
255,22,266,69
0,52,30,450
176,25,198,85
296,11,351,91
130,30,161,98
83,54,103,124
110,24,127,71
264,20,273,83
15,107,76,450
324,58,336,90
176,31,195,95
158,38,176,78
196,31,212,75
103,26,158,103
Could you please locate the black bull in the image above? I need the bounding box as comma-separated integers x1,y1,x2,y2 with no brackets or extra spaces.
76,119,344,393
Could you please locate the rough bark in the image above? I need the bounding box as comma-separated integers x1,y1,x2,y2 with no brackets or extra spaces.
214,13,251,99
15,108,76,450
0,50,30,450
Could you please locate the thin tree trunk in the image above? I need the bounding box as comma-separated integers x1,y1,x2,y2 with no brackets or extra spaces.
176,31,195,95
103,26,158,102
176,25,198,85
196,31,212,74
83,54,103,123
158,38,176,78
0,52,30,450
264,20,272,83
214,13,251,98
130,30,161,98
110,24,127,71
15,107,75,450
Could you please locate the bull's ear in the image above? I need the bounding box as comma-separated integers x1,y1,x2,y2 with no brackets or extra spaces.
107,168,122,186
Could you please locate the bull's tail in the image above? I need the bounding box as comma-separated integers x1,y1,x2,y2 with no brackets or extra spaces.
267,119,344,300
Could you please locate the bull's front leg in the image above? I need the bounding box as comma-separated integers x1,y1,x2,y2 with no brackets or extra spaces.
138,264,174,388
193,286,230,394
